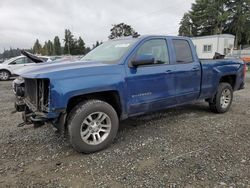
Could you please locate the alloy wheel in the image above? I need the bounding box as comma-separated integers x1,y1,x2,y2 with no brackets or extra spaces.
80,112,111,145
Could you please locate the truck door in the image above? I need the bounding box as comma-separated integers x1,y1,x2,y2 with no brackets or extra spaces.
125,38,176,115
172,39,201,104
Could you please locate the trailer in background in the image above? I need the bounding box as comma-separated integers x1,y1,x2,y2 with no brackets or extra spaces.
192,34,235,59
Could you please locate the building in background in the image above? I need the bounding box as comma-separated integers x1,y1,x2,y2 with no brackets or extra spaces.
192,34,235,59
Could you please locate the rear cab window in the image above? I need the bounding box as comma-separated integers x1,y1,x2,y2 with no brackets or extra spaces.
173,39,194,63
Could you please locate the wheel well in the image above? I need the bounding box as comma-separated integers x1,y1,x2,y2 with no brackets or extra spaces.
0,69,11,75
219,75,236,89
67,91,122,117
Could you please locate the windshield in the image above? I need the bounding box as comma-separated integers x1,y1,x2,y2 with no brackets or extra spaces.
81,39,137,63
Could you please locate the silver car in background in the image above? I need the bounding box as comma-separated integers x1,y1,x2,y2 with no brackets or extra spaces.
0,55,51,81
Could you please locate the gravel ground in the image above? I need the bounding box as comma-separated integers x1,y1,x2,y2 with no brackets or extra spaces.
0,74,250,188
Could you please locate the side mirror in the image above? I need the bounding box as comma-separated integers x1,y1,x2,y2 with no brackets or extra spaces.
10,62,16,65
130,54,155,67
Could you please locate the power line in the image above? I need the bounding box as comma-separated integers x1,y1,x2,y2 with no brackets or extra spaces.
129,3,181,22
87,4,181,31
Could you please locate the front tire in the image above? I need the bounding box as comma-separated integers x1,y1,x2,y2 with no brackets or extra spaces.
209,82,233,113
68,100,119,153
0,70,10,81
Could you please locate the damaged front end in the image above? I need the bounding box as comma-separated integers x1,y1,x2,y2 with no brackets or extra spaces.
13,77,26,112
13,77,52,127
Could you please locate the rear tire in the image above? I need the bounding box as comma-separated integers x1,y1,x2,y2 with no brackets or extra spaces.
68,99,119,153
0,70,10,81
209,82,233,113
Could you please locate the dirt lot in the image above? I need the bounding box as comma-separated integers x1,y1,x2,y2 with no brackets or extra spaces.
0,75,250,188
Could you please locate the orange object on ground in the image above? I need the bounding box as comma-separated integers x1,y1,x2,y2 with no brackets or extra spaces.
242,57,250,63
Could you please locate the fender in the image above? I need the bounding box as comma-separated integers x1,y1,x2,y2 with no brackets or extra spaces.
48,71,127,116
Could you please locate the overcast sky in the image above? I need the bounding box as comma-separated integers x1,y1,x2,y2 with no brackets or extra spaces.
0,0,194,53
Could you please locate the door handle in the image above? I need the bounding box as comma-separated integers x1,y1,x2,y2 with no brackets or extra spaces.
165,70,172,73
192,67,199,71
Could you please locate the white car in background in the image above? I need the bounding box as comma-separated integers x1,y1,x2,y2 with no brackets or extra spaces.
0,55,51,81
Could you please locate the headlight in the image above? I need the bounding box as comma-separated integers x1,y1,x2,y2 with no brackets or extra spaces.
12,76,25,95
17,76,24,82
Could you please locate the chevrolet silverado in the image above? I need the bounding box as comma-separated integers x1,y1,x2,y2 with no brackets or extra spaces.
13,35,246,153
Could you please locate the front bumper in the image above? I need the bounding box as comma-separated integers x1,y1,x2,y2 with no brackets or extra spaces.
13,77,66,132
15,98,26,112
15,101,66,132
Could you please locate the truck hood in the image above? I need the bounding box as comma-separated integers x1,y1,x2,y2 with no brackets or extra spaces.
14,60,115,79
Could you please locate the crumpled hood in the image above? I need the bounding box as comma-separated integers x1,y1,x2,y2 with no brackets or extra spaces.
14,60,112,79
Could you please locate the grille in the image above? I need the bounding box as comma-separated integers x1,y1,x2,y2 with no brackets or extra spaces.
38,79,50,112
24,79,38,108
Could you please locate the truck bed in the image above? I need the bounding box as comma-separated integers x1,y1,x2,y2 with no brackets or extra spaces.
199,58,245,100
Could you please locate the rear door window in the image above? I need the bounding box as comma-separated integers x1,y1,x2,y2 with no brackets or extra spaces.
25,57,34,63
173,40,193,63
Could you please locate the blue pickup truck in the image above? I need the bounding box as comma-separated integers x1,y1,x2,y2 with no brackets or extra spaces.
14,35,246,153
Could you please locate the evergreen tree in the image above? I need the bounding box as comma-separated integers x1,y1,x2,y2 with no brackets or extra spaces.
63,29,74,54
53,36,62,55
92,41,102,49
212,0,229,35
85,47,91,54
42,41,49,55
225,0,250,47
33,39,42,54
77,37,86,55
0,48,22,59
189,0,225,36
178,13,193,36
109,23,139,39
70,39,79,55
1,29,99,57
47,40,53,56
179,0,250,47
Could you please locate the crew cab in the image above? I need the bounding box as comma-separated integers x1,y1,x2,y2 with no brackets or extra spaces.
13,35,246,153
